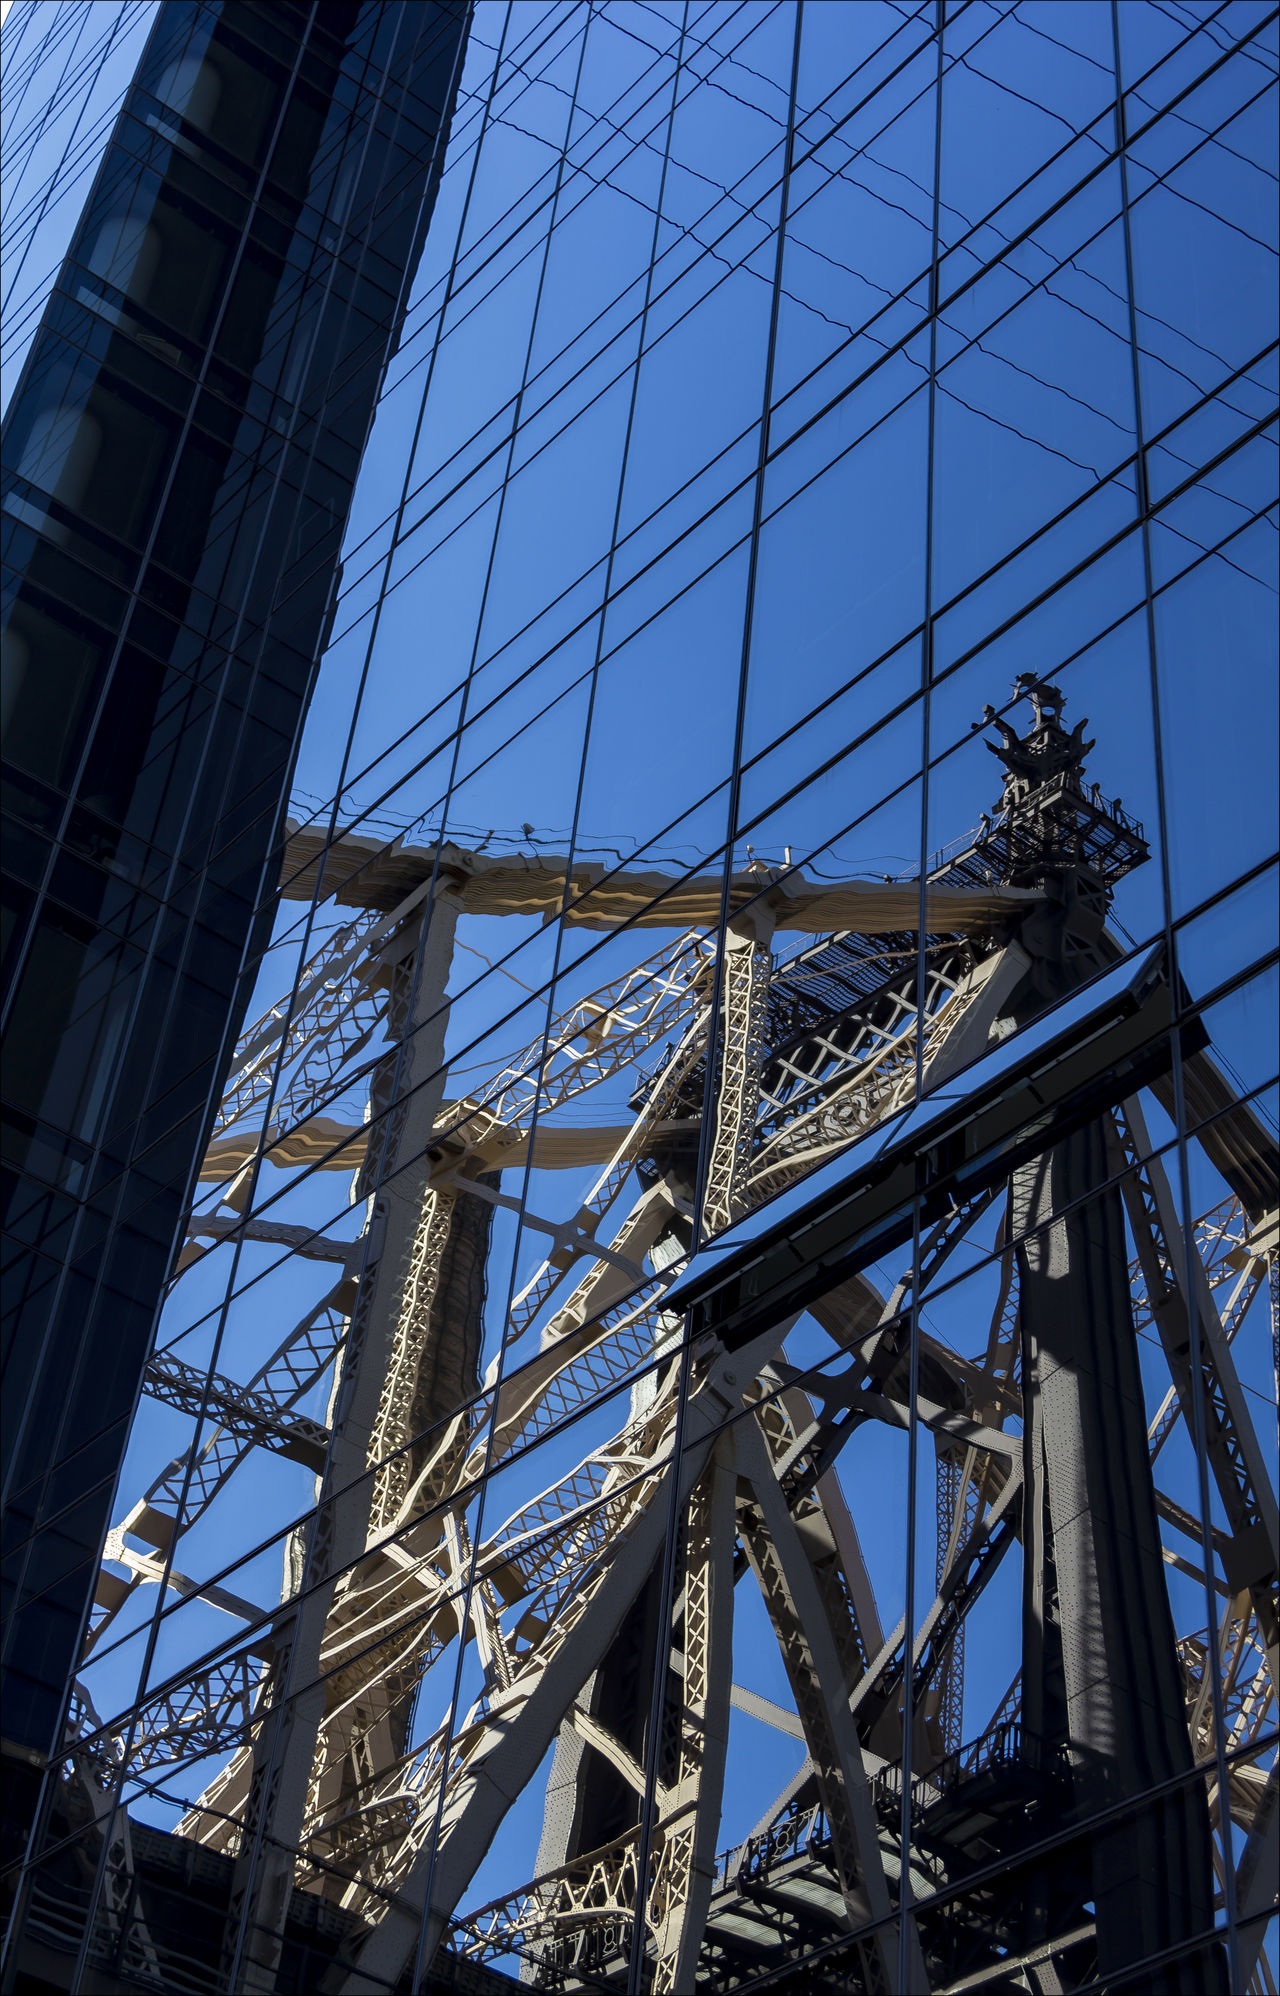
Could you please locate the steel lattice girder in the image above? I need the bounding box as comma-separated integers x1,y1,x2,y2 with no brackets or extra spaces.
69,794,1277,1996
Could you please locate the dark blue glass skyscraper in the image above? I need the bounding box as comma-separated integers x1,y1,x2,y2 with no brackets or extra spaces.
1,0,468,1892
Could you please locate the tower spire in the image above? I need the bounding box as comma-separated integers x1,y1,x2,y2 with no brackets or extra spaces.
972,676,1148,889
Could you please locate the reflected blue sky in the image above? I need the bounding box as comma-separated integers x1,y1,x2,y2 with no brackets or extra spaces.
7,0,1276,1963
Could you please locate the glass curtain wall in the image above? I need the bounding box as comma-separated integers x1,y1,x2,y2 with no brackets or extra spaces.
4,3,1275,1993
0,0,469,1916
1,0,162,414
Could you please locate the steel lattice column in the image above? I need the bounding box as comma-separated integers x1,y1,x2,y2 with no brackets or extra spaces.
220,887,465,1989
1012,1118,1225,1994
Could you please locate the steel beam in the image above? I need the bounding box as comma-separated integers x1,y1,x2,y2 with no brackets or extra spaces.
220,886,465,1991
1013,1115,1224,1994
1116,1098,1278,1687
736,1411,920,1994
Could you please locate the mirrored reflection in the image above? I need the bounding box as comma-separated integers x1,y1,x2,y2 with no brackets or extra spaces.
60,644,1276,1983
1,1,164,408
8,4,1275,1993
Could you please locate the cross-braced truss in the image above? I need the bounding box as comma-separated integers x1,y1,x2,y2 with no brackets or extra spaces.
57,687,1277,1996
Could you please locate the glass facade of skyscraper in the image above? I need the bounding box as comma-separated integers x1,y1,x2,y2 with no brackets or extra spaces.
0,0,469,1945
1,1,162,415
2,3,1276,1993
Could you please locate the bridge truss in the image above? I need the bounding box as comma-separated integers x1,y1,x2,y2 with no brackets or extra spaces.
44,684,1278,1994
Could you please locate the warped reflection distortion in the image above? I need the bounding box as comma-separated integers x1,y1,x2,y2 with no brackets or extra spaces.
39,689,1280,1994
1,3,1277,1995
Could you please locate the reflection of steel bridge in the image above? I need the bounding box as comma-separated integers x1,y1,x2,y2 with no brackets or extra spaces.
57,684,1276,1995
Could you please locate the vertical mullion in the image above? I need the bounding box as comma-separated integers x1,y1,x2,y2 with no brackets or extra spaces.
900,2,946,1987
